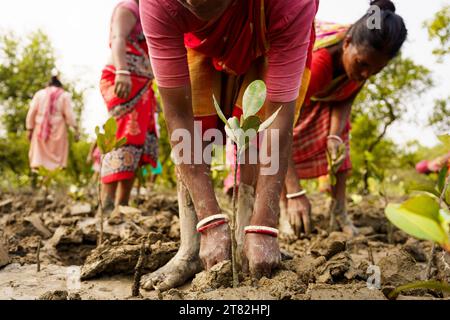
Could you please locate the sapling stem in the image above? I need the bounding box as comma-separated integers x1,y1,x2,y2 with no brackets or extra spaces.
98,160,104,247
36,237,41,272
367,243,375,265
231,147,240,288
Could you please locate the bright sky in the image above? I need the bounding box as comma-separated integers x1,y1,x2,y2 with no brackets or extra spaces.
0,0,449,146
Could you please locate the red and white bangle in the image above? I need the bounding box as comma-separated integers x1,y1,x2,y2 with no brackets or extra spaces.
327,135,343,144
244,226,279,238
196,214,229,233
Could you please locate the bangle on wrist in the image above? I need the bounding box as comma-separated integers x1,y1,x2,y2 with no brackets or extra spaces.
245,226,279,238
327,134,343,144
286,190,307,199
196,213,229,233
115,69,131,76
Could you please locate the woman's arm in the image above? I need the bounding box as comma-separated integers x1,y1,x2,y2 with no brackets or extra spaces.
158,85,221,221
111,7,137,99
26,94,39,141
329,97,354,137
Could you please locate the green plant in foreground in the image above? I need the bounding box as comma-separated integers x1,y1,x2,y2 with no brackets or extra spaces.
95,117,127,245
385,166,450,252
214,80,282,288
36,167,64,206
384,166,450,298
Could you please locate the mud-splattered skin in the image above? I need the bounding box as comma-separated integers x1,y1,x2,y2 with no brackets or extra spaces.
239,100,296,278
244,233,281,279
156,66,296,281
200,224,231,269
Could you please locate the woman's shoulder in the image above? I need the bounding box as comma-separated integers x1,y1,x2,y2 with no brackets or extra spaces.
115,0,139,18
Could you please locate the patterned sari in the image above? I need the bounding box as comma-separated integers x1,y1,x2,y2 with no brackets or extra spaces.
100,1,158,184
185,0,315,132
291,21,365,179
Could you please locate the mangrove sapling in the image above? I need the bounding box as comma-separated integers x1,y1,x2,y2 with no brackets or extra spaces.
326,144,346,232
95,117,127,246
385,166,450,298
213,80,282,287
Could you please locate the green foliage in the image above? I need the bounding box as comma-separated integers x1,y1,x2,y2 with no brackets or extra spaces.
66,132,92,186
95,117,127,155
429,97,450,134
215,80,281,154
385,167,450,252
36,166,65,190
388,280,450,300
349,114,397,192
425,5,450,61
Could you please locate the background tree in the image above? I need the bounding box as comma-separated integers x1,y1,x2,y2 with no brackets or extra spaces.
425,5,450,134
0,30,89,187
425,5,450,61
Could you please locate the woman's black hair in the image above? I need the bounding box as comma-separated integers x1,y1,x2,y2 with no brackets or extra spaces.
48,75,63,88
348,0,408,58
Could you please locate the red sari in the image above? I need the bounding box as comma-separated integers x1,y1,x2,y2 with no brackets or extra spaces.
99,1,158,184
292,23,365,179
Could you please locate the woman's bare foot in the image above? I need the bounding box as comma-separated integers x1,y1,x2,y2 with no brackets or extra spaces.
141,251,202,291
330,199,359,236
141,180,203,292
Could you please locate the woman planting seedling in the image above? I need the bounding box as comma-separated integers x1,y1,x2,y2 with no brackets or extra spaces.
282,0,408,237
140,0,318,291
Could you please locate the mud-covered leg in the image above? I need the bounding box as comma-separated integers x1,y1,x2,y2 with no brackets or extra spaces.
141,181,202,291
331,171,359,236
278,186,296,238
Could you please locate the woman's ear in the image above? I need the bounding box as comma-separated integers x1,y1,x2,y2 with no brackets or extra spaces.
343,35,352,50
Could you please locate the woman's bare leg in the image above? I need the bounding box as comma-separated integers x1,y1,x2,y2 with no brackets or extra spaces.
115,178,135,206
141,177,202,291
330,170,358,236
101,182,117,212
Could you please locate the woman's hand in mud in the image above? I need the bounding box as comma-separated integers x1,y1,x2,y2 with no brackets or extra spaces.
114,74,132,100
244,233,281,279
327,138,346,170
288,194,312,236
199,223,231,270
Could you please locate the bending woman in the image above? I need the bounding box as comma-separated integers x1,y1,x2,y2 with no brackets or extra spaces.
140,0,317,290
282,0,407,237
100,0,158,212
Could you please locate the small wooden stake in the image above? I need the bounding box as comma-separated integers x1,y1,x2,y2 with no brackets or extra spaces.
36,238,41,272
132,239,148,297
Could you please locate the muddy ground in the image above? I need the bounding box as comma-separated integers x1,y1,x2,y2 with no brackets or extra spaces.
0,188,449,300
